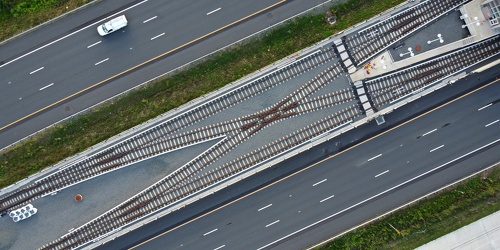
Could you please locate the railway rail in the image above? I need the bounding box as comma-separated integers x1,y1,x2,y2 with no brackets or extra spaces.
38,60,357,249
339,0,469,66
0,47,339,214
365,35,500,107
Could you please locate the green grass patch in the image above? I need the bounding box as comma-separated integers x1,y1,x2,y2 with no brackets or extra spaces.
0,0,95,42
0,0,410,186
316,166,500,250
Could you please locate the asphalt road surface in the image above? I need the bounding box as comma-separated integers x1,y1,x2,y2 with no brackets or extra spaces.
96,67,500,249
0,0,330,149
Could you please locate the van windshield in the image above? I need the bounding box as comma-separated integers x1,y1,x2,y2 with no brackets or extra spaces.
101,24,108,33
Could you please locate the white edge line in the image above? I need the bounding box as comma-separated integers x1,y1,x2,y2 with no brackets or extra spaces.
143,16,157,23
308,160,500,250
0,0,149,69
478,103,492,111
39,83,54,91
265,220,280,228
87,41,101,48
207,7,222,15
367,154,382,162
150,33,165,40
0,0,335,153
258,138,500,250
95,58,109,66
485,120,499,127
374,170,389,178
430,144,445,153
258,204,272,211
213,245,225,250
313,179,327,186
320,194,335,203
29,67,44,74
203,228,218,236
422,128,437,137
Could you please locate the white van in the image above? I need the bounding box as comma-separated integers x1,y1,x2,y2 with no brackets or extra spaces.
97,15,128,36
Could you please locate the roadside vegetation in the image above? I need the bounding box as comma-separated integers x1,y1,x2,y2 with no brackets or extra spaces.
0,0,94,42
316,166,500,250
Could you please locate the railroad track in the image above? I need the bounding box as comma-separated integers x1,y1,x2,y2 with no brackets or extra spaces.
340,0,469,66
365,35,500,107
0,47,338,214
39,60,357,249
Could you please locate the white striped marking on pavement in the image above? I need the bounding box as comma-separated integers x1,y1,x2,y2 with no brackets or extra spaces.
485,120,499,127
39,83,54,91
258,204,272,211
151,33,165,40
312,179,327,186
422,128,437,137
266,220,280,228
207,7,221,15
203,228,218,236
320,194,335,203
367,154,382,162
478,103,492,111
430,145,444,152
143,16,157,23
375,170,389,178
87,41,101,48
213,245,225,250
257,138,500,250
95,58,109,65
30,67,44,74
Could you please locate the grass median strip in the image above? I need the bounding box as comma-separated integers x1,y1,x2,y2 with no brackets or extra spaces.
315,166,500,250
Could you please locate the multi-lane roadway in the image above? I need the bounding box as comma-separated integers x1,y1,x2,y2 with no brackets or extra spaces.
101,71,500,249
0,0,330,149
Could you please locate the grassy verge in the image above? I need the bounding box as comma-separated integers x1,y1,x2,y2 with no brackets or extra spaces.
0,0,408,188
316,166,500,250
0,0,95,42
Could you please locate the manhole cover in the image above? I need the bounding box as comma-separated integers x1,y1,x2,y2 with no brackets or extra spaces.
75,194,83,202
65,106,70,112
415,45,422,51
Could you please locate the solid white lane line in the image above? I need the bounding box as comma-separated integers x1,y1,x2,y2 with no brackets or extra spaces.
320,194,335,203
0,0,148,69
143,16,157,23
258,204,272,211
430,145,445,152
478,103,492,111
30,67,44,74
213,245,225,250
375,170,389,178
265,220,280,228
87,41,101,48
367,154,382,162
150,33,165,40
422,128,437,137
312,179,327,186
485,120,499,127
207,7,221,15
39,83,54,91
257,138,500,250
203,228,218,236
94,58,109,65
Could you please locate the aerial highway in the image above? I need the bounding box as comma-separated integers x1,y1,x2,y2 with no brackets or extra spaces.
114,73,500,250
0,0,330,149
